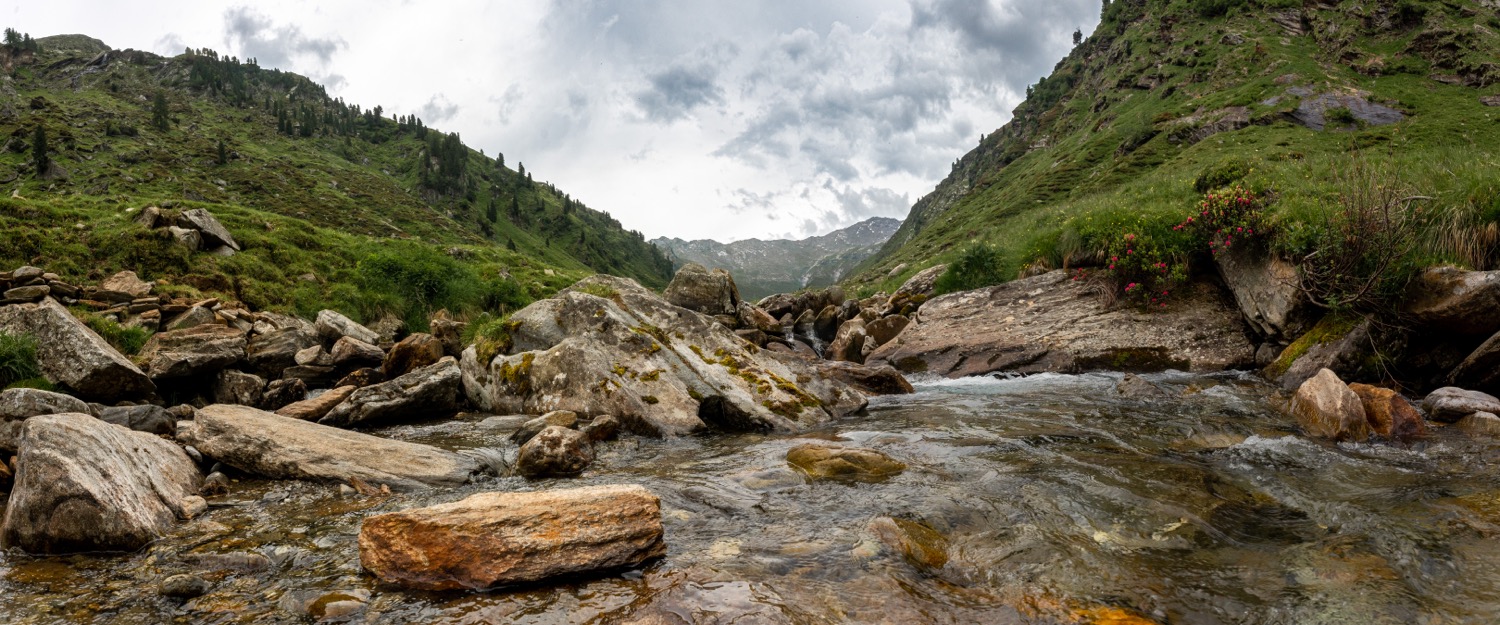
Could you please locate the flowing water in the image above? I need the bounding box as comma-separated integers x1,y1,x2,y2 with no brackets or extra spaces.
3,371,1500,624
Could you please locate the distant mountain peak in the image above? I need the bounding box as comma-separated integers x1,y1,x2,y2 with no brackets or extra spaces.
652,217,901,299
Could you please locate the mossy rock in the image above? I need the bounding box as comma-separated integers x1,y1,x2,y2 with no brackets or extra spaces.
786,444,906,483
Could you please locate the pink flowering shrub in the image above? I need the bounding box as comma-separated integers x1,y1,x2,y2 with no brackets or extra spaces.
1103,185,1263,308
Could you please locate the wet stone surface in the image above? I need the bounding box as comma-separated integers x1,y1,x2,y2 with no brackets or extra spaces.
3,371,1500,623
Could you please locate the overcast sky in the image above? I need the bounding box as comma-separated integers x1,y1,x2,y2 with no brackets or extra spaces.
13,1,1099,242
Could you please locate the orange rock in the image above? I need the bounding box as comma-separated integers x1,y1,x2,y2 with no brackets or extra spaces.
358,484,665,590
1348,383,1428,442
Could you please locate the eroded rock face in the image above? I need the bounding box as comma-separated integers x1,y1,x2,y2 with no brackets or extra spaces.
179,404,478,490
1348,383,1428,442
786,444,906,482
1,413,201,553
1449,330,1500,395
827,319,868,364
1215,243,1310,340
1405,267,1500,336
0,298,154,401
868,271,1254,378
461,275,866,437
664,263,741,317
137,324,247,379
811,361,914,395
1289,369,1370,441
318,357,461,428
358,485,666,590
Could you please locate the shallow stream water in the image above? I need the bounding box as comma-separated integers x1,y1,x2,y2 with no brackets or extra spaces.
3,372,1500,624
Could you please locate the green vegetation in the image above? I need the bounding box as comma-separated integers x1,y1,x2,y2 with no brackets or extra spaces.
0,33,673,329
74,310,153,355
0,330,43,389
852,0,1500,317
933,244,1009,295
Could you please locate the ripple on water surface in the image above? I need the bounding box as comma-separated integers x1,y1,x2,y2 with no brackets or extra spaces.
3,371,1500,624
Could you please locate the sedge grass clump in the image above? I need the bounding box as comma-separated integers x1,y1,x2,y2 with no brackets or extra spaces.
0,330,43,389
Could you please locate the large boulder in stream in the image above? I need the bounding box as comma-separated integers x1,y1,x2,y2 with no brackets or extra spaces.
0,298,155,401
1289,368,1371,442
358,485,666,590
318,357,461,428
461,275,866,437
1,413,202,554
1423,387,1500,423
179,404,479,490
867,270,1254,378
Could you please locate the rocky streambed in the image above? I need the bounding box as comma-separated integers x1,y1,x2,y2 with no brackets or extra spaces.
4,372,1500,623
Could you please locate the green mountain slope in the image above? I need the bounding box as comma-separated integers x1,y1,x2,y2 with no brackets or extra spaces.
0,33,671,326
850,0,1500,294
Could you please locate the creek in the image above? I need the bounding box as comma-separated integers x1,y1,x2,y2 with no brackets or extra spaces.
2,371,1498,624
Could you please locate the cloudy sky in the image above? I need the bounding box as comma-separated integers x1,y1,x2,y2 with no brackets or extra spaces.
14,1,1099,242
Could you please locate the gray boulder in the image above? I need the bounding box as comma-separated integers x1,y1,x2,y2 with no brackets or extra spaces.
137,324,247,379
663,262,741,317
1424,387,1500,423
316,310,379,346
0,388,93,452
0,298,154,401
318,357,461,428
461,275,867,437
1,413,201,553
164,305,217,331
246,325,319,379
329,336,385,368
515,425,593,478
213,369,266,406
1405,266,1500,336
179,404,479,490
1448,330,1500,395
177,208,240,251
98,404,176,436
1214,242,1311,340
509,410,580,446
1289,369,1370,441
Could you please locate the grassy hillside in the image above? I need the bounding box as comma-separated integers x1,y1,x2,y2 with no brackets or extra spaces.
850,0,1500,303
0,34,672,327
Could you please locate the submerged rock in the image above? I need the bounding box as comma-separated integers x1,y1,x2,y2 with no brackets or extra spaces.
358,484,666,590
179,404,479,490
0,298,154,401
1116,373,1170,399
867,516,950,573
1289,369,1370,442
786,443,906,482
461,275,866,437
868,271,1253,378
1,413,201,553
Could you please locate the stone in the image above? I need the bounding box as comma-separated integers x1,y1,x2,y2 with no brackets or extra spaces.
1405,266,1500,336
811,361,914,395
167,226,202,251
276,386,357,421
509,410,580,445
99,271,153,298
581,414,621,442
0,388,94,452
461,275,866,437
159,573,209,599
164,305,217,331
1458,412,1500,437
1214,242,1311,340
827,318,868,363
893,264,946,300
137,324,247,379
867,516,949,573
179,404,479,490
813,305,841,342
358,485,666,590
429,316,467,358
786,443,906,482
1289,369,1371,442
280,364,337,387
736,302,782,334
664,262,741,317
383,333,445,378
864,315,910,348
3,285,49,301
318,357,461,428
329,336,384,368
1348,383,1428,442
1,413,201,553
0,298,154,401
200,471,230,496
1423,387,1500,423
1483,95,1500,107
12,266,44,281
177,208,240,251
367,314,406,346
1449,329,1500,395
246,324,320,378
213,369,265,406
335,367,383,388
294,345,329,366
260,378,307,411
315,309,379,345
1268,317,1373,391
515,425,594,478
98,404,176,436
1116,373,1170,399
868,271,1253,378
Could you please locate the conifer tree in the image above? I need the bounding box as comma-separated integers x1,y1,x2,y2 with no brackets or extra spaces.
151,92,170,131
217,139,228,165
31,125,48,176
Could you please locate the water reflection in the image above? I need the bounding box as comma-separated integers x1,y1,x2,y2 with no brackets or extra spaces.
3,371,1499,624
